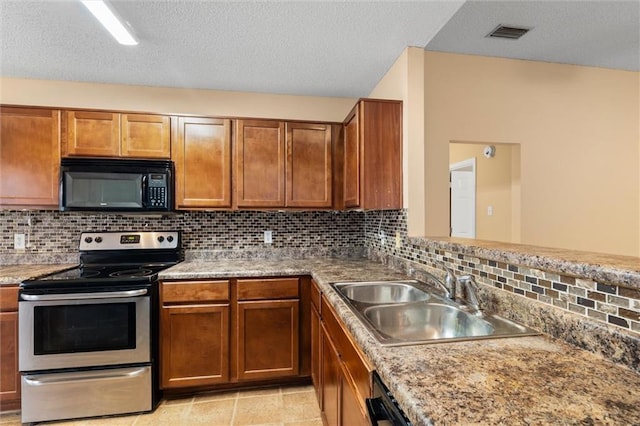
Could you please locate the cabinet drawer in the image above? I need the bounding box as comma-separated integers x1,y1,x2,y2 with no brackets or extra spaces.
310,280,321,313
0,286,19,312
237,278,299,300
162,280,230,303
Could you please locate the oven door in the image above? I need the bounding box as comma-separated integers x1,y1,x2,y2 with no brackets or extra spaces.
19,288,150,372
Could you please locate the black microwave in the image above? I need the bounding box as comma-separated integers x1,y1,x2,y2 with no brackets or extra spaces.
60,158,174,212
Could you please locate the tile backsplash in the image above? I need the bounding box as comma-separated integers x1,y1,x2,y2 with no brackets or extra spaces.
363,210,640,336
0,210,364,261
2,207,639,370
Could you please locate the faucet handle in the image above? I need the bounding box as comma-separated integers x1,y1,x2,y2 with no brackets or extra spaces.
457,275,481,312
457,274,478,288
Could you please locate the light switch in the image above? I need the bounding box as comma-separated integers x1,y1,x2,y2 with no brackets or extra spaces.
487,206,493,216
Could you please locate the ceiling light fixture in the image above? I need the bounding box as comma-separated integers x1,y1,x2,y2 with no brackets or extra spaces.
81,0,138,46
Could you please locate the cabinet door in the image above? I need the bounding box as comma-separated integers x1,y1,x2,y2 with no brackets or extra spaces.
311,304,322,406
65,110,120,157
173,117,232,208
160,304,230,388
0,312,19,410
340,371,369,426
237,299,299,381
0,286,19,410
235,120,285,207
286,123,332,208
0,107,60,207
359,100,402,209
121,114,170,158
343,106,360,208
321,325,340,426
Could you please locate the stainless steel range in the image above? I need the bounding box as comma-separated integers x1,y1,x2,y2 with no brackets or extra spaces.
19,231,182,424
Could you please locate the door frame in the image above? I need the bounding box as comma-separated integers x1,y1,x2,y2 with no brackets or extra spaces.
449,157,476,238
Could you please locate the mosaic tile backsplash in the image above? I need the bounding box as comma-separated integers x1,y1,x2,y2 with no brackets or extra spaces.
0,210,364,261
363,210,640,337
2,207,638,367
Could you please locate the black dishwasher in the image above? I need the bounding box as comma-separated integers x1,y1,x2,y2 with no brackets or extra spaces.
366,372,413,426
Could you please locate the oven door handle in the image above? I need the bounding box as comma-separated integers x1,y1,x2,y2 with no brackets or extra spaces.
21,288,148,301
23,367,148,386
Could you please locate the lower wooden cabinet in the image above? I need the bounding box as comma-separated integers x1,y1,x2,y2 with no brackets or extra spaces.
237,299,299,381
161,304,230,388
314,281,372,426
236,277,300,381
159,277,308,390
0,286,20,411
310,281,322,406
160,280,230,388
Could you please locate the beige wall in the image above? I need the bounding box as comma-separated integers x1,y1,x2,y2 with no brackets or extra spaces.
423,51,640,256
0,77,356,122
450,142,520,243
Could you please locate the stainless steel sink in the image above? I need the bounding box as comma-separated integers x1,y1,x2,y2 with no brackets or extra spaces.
331,280,539,346
364,303,494,340
333,281,431,304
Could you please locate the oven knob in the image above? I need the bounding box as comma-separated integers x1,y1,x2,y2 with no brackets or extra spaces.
167,236,174,243
84,237,93,243
157,236,165,243
95,237,103,243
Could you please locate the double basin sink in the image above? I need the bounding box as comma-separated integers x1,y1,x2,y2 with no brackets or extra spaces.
332,280,539,346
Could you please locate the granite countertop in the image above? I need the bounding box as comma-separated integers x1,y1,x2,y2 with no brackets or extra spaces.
160,258,640,425
0,264,76,285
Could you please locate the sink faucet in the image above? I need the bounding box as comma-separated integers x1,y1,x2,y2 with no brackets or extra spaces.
438,262,482,311
457,275,481,312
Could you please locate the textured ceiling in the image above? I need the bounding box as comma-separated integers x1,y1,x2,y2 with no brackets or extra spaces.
427,0,640,72
0,1,638,98
0,0,463,97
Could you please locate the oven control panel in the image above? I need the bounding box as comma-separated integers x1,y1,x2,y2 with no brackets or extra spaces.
79,231,180,251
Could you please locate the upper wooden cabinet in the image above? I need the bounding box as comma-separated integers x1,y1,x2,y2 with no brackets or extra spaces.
172,117,232,209
121,114,171,158
235,120,286,207
286,122,332,208
235,119,332,208
0,107,61,208
343,99,402,210
64,110,170,158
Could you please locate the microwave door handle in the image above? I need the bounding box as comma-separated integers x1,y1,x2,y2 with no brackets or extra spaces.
21,289,148,301
141,174,148,208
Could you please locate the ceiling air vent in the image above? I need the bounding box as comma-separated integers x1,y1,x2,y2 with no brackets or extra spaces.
487,25,530,40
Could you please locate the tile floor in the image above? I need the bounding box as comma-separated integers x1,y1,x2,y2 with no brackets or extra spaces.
0,385,322,426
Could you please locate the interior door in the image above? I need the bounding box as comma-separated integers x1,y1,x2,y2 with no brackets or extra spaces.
450,169,476,238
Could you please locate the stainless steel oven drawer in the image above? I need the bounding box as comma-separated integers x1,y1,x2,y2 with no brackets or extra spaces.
21,365,152,423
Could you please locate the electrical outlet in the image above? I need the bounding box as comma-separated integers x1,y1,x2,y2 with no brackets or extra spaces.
14,233,26,250
395,231,401,248
263,230,273,244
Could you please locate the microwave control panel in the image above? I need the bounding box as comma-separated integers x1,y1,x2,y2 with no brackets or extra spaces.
148,174,168,208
